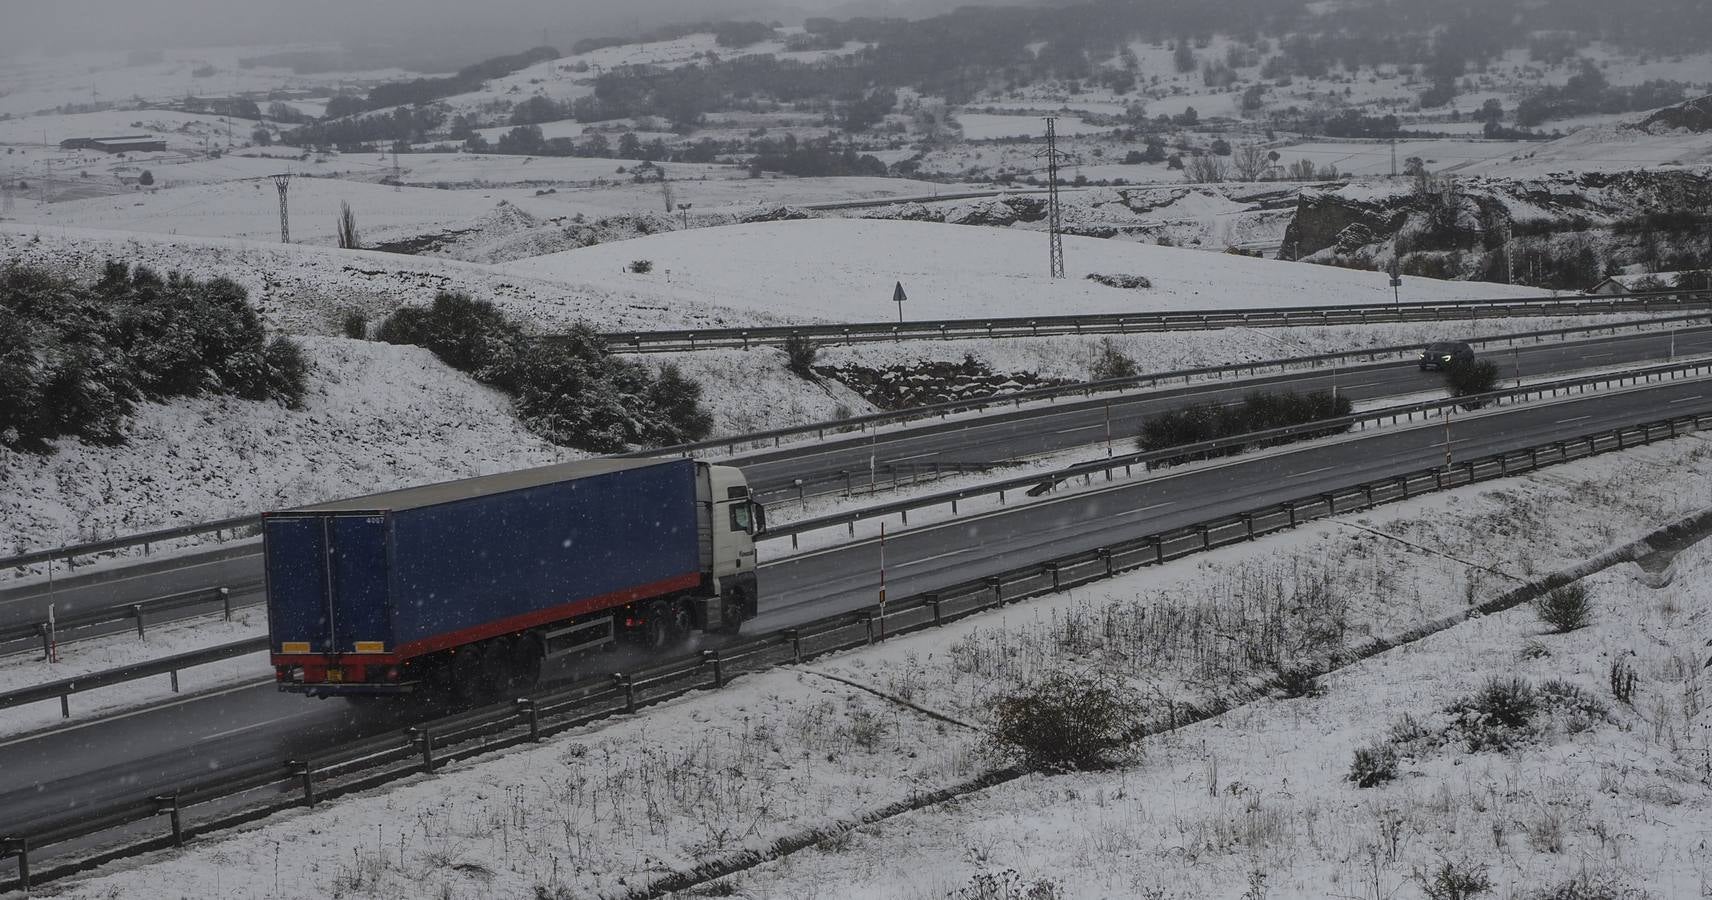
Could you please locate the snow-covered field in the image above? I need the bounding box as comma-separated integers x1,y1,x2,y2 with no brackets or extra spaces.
41,423,1712,900
505,218,1537,324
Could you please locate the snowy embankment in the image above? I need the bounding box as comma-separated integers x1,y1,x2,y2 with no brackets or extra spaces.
46,429,1712,900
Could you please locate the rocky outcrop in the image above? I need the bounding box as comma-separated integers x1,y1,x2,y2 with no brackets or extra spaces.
1628,94,1712,135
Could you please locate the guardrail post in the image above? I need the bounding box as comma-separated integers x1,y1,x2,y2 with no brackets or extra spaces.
59,692,70,718
287,760,316,806
37,624,51,661
2,836,28,891
1045,562,1062,592
925,595,943,626
1151,536,1165,565
702,649,725,688
133,603,146,638
1320,493,1336,516
1616,430,1626,450
1397,474,1410,499
1100,548,1114,578
1362,485,1374,509
411,728,437,773
841,470,852,497
987,576,1003,606
613,673,636,714
170,668,180,693
1283,501,1297,527
515,698,541,742
1196,525,1211,551
220,587,232,621
785,629,802,663
155,793,183,847
860,615,876,644
1241,514,1255,541
1463,461,1476,483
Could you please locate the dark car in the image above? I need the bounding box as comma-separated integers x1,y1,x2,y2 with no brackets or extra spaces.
1418,341,1475,371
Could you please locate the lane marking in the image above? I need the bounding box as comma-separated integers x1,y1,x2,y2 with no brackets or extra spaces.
1556,415,1594,424
0,675,274,750
895,548,979,569
893,451,940,462
1583,353,1615,359
1668,395,1703,404
1287,465,1338,479
1116,501,1176,518
1053,424,1105,434
200,714,302,743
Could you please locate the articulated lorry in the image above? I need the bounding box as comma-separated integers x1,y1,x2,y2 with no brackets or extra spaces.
265,458,762,700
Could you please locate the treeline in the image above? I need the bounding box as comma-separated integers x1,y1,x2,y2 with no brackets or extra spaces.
374,293,712,453
0,264,307,452
1515,61,1688,127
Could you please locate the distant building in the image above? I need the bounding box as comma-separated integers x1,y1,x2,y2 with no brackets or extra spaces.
58,135,168,154
1588,272,1692,295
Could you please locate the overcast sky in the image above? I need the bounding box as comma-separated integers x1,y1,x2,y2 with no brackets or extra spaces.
2,0,1008,61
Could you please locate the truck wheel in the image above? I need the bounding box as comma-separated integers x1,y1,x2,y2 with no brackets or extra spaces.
450,646,484,704
640,599,675,650
478,640,512,697
713,590,749,635
512,635,544,690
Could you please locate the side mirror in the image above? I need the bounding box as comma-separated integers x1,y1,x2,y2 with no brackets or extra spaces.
752,502,767,535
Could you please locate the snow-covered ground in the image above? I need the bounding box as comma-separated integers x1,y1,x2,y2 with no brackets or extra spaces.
40,420,1712,900
505,218,1537,324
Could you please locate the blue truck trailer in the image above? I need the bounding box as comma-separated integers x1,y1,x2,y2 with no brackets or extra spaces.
265,458,762,700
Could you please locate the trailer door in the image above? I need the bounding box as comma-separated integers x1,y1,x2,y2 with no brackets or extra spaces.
265,514,392,655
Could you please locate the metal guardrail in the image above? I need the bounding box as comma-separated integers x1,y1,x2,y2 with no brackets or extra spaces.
0,587,247,657
5,409,1707,892
637,310,1712,459
0,637,268,718
5,310,1708,580
598,290,1712,352
761,356,1712,544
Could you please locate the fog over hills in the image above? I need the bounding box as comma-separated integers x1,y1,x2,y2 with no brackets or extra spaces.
3,0,1024,66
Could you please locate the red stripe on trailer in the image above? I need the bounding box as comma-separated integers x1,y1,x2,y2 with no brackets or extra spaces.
271,571,701,669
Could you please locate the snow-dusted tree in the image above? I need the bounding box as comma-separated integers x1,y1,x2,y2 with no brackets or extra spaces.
336,201,360,250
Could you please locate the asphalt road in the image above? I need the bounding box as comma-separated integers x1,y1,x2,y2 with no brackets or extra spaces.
3,377,1710,844
6,324,1710,636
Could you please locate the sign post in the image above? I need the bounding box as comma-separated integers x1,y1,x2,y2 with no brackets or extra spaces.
1387,257,1402,305
892,281,907,324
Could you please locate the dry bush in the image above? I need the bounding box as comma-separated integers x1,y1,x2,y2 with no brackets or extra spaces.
990,670,1145,772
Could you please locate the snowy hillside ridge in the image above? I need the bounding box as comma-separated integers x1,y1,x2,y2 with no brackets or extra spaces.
0,337,571,553
1628,92,1712,134
1279,169,1712,287
0,225,788,335
503,217,1538,326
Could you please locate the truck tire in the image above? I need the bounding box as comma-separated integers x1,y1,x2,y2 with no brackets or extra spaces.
639,599,674,650
477,639,512,697
712,589,749,635
450,645,484,704
512,635,544,690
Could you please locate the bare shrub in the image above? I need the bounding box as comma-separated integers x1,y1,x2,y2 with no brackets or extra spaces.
1416,859,1493,900
955,869,1063,900
628,259,654,274
990,670,1144,772
1608,657,1637,705
1348,741,1399,788
782,333,818,378
341,310,368,339
1089,338,1138,381
1535,582,1594,633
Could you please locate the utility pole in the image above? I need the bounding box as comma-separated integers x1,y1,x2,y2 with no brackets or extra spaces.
1038,117,1068,279
271,173,292,243
1389,138,1397,178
